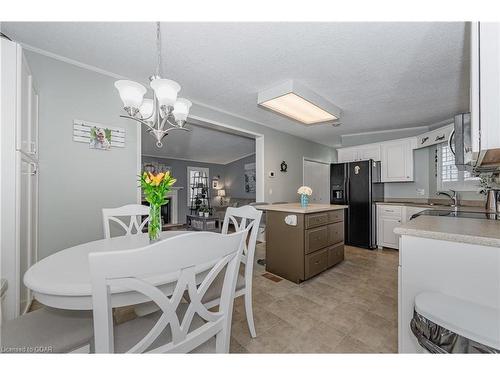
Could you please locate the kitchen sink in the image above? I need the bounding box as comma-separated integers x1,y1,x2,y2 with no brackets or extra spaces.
411,209,499,220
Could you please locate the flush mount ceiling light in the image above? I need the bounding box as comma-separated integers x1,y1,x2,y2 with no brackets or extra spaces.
114,22,191,147
258,80,342,125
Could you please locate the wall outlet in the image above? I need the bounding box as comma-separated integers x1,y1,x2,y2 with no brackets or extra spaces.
416,188,425,196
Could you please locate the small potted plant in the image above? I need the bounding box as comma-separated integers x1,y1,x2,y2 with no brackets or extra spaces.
199,204,210,217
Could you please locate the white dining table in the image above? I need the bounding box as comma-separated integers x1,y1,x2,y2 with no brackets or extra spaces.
24,231,188,310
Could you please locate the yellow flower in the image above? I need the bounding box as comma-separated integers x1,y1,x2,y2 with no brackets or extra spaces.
150,172,165,186
143,172,151,184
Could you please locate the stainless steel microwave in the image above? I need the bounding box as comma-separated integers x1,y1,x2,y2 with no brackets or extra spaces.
451,112,500,172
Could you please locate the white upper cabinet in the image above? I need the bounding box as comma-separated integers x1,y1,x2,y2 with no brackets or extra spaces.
337,144,381,163
337,138,415,183
380,139,415,182
471,22,500,154
358,145,381,161
337,148,359,163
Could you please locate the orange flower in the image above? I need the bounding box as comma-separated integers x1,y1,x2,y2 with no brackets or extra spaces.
150,172,165,186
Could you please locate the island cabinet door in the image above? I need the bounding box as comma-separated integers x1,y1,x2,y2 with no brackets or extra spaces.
327,243,344,268
327,222,344,245
305,226,329,254
305,248,328,279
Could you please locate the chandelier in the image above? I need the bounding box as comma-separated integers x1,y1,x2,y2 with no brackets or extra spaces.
114,22,191,147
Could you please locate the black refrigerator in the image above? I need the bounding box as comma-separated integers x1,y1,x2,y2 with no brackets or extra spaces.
330,160,384,249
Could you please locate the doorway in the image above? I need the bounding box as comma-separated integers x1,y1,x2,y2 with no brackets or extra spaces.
303,158,331,204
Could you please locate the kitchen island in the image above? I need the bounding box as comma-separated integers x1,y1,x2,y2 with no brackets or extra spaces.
255,203,348,283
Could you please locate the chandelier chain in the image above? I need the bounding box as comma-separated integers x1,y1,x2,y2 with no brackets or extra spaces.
156,21,162,77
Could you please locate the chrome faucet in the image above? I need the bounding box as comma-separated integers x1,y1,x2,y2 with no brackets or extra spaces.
436,190,458,208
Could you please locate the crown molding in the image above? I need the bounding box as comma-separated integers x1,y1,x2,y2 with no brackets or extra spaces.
142,152,255,166
20,42,129,80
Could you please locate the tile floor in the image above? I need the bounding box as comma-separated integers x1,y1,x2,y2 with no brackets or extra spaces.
229,243,399,353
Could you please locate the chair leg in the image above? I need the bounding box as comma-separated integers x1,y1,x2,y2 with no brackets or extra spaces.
244,291,257,338
215,329,229,353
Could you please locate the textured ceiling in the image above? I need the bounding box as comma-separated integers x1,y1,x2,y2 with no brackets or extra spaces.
1,22,470,146
141,122,255,164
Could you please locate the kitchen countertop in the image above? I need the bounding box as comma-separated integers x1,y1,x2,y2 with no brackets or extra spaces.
254,203,348,214
375,201,490,213
394,215,500,248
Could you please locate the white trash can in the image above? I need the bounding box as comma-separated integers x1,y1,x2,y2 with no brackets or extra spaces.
410,292,500,353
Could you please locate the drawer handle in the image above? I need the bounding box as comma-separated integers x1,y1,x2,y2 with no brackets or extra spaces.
315,260,321,265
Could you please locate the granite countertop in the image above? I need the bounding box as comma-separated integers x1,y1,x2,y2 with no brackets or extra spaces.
375,201,489,213
394,215,500,248
254,203,348,214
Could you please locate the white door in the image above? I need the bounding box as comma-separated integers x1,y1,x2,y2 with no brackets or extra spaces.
18,55,32,154
303,160,330,204
19,157,37,314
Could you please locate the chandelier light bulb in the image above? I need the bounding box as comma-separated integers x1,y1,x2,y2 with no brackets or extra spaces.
114,80,147,110
139,98,155,120
172,98,192,122
150,78,181,108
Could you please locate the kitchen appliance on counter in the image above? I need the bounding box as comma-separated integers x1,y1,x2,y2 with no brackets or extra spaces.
331,160,384,249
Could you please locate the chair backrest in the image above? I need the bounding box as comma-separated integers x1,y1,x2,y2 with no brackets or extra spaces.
102,204,150,238
89,230,248,353
221,206,262,286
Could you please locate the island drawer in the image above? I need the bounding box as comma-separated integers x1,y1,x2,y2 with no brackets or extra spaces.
305,213,329,229
305,226,329,254
305,248,328,279
327,222,344,245
328,210,344,223
327,244,344,268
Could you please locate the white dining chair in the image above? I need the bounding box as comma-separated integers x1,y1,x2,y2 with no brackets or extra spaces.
1,307,94,353
89,230,248,353
202,205,262,338
102,204,150,238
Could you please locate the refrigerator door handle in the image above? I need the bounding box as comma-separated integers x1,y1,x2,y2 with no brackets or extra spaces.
345,177,350,204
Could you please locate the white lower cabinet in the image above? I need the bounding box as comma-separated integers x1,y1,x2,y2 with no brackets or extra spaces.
377,205,403,249
376,204,427,250
379,216,401,249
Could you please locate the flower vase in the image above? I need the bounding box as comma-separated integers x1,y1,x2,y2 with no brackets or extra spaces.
148,203,162,242
300,194,309,208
